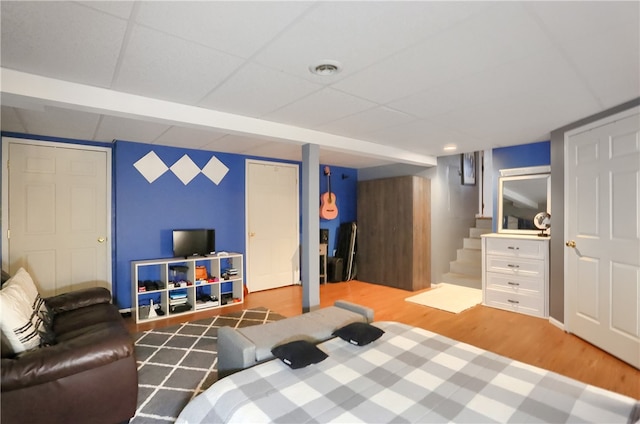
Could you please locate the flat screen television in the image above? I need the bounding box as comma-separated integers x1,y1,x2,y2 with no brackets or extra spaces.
172,229,215,258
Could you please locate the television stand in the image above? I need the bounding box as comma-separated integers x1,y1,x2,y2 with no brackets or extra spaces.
131,253,244,323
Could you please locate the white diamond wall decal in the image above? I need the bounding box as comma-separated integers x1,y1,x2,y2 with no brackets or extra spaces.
133,151,168,183
170,154,201,185
201,156,229,185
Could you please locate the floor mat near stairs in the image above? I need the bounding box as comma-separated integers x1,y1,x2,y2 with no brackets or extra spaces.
405,283,482,313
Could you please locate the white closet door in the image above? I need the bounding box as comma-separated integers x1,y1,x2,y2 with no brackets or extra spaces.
246,160,299,292
5,138,111,296
565,108,640,368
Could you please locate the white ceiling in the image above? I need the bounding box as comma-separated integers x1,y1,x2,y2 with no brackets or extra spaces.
1,1,638,169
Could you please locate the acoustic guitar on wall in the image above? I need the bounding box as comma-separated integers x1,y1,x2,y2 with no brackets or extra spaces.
319,166,338,220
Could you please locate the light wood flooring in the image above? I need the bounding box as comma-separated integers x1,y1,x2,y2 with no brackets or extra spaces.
126,280,639,400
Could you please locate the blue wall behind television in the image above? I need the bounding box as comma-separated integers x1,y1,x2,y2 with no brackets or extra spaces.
114,140,357,309
114,141,247,309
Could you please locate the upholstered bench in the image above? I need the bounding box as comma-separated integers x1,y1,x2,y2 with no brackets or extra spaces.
218,300,374,377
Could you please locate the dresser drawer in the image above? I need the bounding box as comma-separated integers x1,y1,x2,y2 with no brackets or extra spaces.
485,272,543,295
485,237,546,259
484,289,545,318
486,255,545,278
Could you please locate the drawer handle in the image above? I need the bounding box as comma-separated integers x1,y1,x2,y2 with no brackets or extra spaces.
507,299,520,304
507,246,520,250
507,282,520,286
507,264,520,268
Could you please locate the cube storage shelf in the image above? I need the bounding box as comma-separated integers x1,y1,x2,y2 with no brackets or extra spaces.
132,253,244,323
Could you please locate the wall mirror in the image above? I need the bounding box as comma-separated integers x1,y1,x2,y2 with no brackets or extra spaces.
497,166,551,235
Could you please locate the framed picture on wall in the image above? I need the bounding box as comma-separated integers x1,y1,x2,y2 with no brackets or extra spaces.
461,152,476,185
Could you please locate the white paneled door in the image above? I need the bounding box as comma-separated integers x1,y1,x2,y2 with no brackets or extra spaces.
565,108,640,368
3,138,111,296
246,160,299,292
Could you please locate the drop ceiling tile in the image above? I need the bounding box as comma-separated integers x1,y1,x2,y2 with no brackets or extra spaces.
201,134,275,155
253,1,490,82
317,107,416,139
434,86,600,147
113,25,244,104
263,88,376,128
591,65,640,109
560,23,640,105
1,106,26,133
18,106,101,141
0,1,127,87
333,2,555,104
95,115,170,143
154,126,227,149
199,62,322,117
365,120,477,157
0,94,47,113
563,23,639,76
78,1,135,20
136,1,313,58
390,50,580,119
527,1,639,43
389,89,461,123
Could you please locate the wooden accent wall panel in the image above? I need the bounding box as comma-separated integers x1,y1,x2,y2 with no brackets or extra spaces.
357,176,431,291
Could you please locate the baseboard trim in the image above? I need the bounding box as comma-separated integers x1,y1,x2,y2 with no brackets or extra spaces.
549,316,565,331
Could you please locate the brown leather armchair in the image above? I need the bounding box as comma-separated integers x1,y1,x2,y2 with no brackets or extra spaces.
1,286,138,424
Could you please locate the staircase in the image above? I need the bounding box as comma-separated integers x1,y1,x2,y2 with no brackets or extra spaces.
441,218,492,289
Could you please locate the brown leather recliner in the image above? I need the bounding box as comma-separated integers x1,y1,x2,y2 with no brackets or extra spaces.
1,286,138,424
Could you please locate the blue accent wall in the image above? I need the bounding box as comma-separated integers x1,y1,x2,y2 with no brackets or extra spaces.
114,141,358,309
492,140,551,231
493,140,551,171
114,141,250,309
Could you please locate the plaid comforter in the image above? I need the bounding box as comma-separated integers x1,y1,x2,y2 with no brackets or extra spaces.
177,322,639,423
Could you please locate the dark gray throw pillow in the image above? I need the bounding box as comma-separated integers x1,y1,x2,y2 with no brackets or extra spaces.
332,322,385,346
271,340,328,369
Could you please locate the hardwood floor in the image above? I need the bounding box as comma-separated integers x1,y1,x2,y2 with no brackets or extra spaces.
126,280,639,400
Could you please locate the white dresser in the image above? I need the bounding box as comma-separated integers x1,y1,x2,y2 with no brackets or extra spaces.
481,233,549,318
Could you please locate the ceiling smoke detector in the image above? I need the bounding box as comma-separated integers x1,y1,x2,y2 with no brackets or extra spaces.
309,60,342,76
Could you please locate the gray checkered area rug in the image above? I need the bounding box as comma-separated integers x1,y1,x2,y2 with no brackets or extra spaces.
131,307,286,424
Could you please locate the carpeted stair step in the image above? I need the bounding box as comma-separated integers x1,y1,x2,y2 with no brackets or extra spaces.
463,237,481,250
475,218,493,229
456,248,482,263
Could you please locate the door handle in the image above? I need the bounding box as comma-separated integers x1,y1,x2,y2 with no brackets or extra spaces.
97,237,105,243
565,240,576,248
249,232,255,237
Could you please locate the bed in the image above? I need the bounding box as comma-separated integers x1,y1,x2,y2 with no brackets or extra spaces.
177,322,639,423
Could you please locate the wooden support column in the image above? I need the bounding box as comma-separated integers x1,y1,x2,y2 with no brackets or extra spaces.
301,143,320,312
